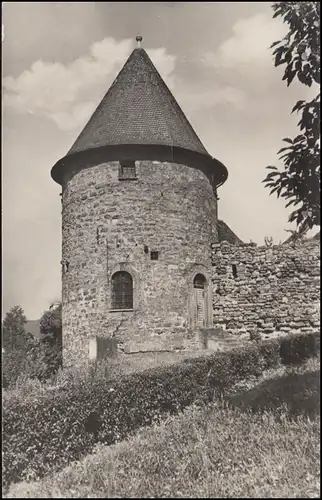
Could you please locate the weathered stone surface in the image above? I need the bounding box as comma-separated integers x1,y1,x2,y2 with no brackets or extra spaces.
212,240,320,335
61,160,217,367
58,158,320,367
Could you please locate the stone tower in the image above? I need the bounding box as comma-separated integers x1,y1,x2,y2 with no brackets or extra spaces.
51,38,228,367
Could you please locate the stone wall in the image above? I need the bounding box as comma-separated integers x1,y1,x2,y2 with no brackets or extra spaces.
61,159,217,367
212,239,320,336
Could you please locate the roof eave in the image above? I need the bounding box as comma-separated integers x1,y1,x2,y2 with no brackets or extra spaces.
51,143,228,187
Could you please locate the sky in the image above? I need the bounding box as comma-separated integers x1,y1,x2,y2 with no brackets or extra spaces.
2,2,319,319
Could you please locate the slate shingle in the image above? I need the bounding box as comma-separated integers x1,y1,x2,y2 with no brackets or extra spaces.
67,48,210,157
218,220,243,245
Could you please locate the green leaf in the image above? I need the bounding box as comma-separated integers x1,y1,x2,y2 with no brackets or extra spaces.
291,100,305,113
270,186,279,195
263,2,320,232
295,59,302,72
298,72,311,85
265,172,278,180
270,40,281,48
287,70,297,86
278,147,291,154
285,199,296,208
274,47,286,66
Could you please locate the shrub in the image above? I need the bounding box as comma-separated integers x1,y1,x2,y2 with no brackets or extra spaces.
2,339,62,390
2,343,43,389
228,369,320,419
6,396,320,499
257,338,281,370
2,332,320,489
280,332,320,365
39,303,62,376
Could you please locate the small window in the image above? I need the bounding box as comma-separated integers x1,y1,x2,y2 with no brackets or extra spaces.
213,187,219,200
111,271,133,309
193,274,206,289
232,264,238,278
151,251,159,261
119,161,137,180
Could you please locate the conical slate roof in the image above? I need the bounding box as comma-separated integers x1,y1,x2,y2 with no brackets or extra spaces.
51,42,228,186
67,47,209,156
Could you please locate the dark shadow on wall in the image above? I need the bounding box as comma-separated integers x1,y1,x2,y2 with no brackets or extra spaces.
225,369,320,420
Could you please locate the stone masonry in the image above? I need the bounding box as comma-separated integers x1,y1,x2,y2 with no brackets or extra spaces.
52,40,320,368
212,239,320,336
51,42,228,367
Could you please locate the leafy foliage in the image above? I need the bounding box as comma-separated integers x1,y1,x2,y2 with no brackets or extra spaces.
2,305,30,352
40,302,62,344
2,304,62,389
2,331,319,488
39,302,62,375
2,342,50,389
280,331,319,364
6,382,320,499
263,2,320,232
1,306,40,389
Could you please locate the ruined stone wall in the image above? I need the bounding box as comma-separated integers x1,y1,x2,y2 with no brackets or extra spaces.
61,160,217,366
212,240,320,336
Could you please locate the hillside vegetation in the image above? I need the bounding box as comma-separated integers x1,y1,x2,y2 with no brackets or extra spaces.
6,358,320,498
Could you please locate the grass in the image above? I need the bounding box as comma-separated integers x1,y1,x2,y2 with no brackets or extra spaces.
3,331,319,398
6,358,320,498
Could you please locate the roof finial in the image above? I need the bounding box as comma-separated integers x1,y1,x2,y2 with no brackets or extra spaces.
136,35,143,48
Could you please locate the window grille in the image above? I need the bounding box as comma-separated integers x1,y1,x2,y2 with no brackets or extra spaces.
111,271,133,309
150,251,159,260
119,161,137,180
193,273,206,289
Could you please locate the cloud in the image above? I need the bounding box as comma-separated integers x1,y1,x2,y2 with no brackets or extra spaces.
147,47,176,79
203,13,287,72
201,12,292,102
198,12,317,116
2,37,176,131
178,86,247,115
3,28,252,134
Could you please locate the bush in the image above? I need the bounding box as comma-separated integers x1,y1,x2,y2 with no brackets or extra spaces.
258,338,281,370
2,343,45,389
6,393,320,499
228,369,320,419
280,332,319,365
2,332,320,488
2,340,62,390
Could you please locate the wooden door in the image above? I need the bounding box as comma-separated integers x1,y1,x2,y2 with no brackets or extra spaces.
193,273,207,328
194,287,205,327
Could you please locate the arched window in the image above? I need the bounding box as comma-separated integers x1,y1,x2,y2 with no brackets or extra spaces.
193,273,207,289
111,271,133,310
